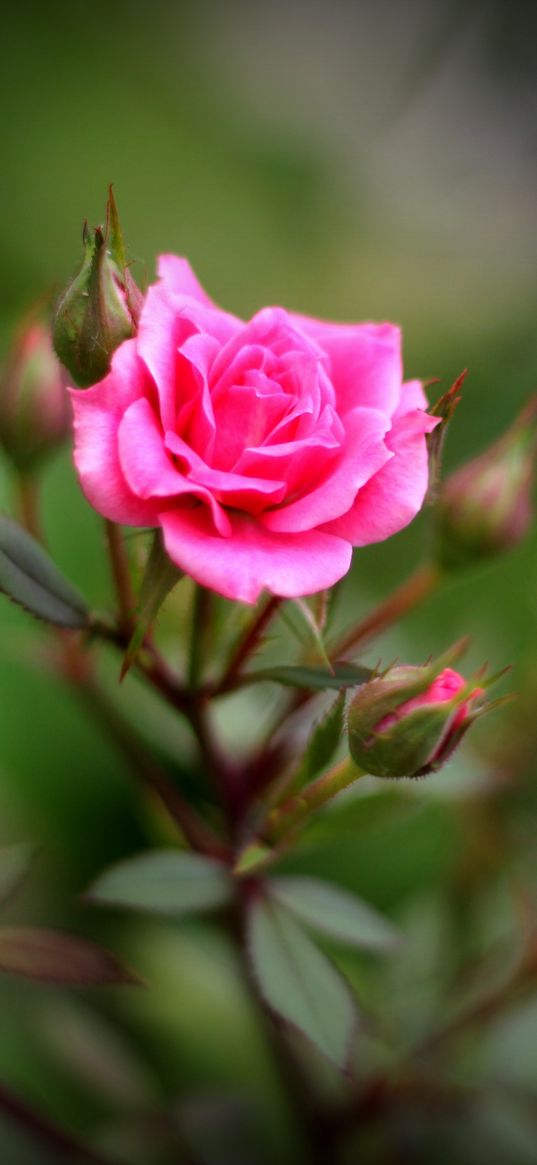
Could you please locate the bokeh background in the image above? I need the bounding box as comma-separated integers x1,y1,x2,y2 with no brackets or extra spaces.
1,1,537,1161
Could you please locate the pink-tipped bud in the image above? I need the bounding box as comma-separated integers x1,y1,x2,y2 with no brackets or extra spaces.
0,319,70,473
52,187,142,388
347,647,488,779
436,398,537,570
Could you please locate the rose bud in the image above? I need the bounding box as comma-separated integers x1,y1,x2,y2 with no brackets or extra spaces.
436,397,537,571
53,188,142,388
347,649,489,778
0,318,71,473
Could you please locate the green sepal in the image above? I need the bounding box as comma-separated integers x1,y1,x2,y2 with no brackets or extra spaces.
121,531,183,679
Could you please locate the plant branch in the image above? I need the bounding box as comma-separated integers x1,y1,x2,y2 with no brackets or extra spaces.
104,520,135,637
188,585,211,691
217,595,282,694
15,472,42,542
265,562,442,745
333,562,441,659
51,632,228,858
0,1077,119,1164
264,757,366,845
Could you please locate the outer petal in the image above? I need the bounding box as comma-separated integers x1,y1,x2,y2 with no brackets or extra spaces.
290,316,403,419
70,340,160,526
323,408,439,546
262,406,391,533
159,508,352,604
157,255,217,306
396,378,429,416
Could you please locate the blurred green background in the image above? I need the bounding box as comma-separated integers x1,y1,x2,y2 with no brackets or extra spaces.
1,1,537,1161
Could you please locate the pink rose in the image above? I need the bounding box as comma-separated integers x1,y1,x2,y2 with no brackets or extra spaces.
348,665,486,778
71,256,438,603
376,668,483,757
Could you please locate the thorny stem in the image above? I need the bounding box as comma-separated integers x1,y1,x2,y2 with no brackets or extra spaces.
265,757,366,845
217,595,282,693
89,617,190,714
0,1078,119,1165
104,519,136,637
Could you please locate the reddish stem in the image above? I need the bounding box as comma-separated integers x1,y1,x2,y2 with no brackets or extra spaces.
104,519,135,637
217,595,282,693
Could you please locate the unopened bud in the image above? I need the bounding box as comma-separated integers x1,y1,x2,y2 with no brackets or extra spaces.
0,318,70,473
52,188,142,388
347,646,489,779
436,398,537,570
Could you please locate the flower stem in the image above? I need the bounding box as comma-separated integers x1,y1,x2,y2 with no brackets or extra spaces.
73,669,230,861
15,472,42,541
188,584,211,691
104,519,135,637
333,561,441,658
265,757,366,844
217,595,282,693
264,562,442,748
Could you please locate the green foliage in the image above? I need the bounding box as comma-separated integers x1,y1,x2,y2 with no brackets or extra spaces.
121,531,183,678
0,516,89,628
242,662,373,690
270,876,401,952
88,850,232,917
293,691,346,788
247,892,357,1067
280,597,333,671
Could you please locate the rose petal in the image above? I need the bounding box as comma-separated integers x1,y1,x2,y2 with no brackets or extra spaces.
291,317,403,419
70,341,160,526
159,508,352,604
165,430,287,513
262,407,391,533
396,378,429,416
324,407,438,545
138,281,240,431
118,398,231,535
157,255,217,306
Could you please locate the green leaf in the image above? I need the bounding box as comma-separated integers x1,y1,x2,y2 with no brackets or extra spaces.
294,691,346,789
0,844,34,908
0,516,89,628
270,876,402,952
247,895,357,1067
240,662,373,691
281,597,333,672
0,927,138,985
87,850,231,916
121,531,183,678
233,841,273,876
